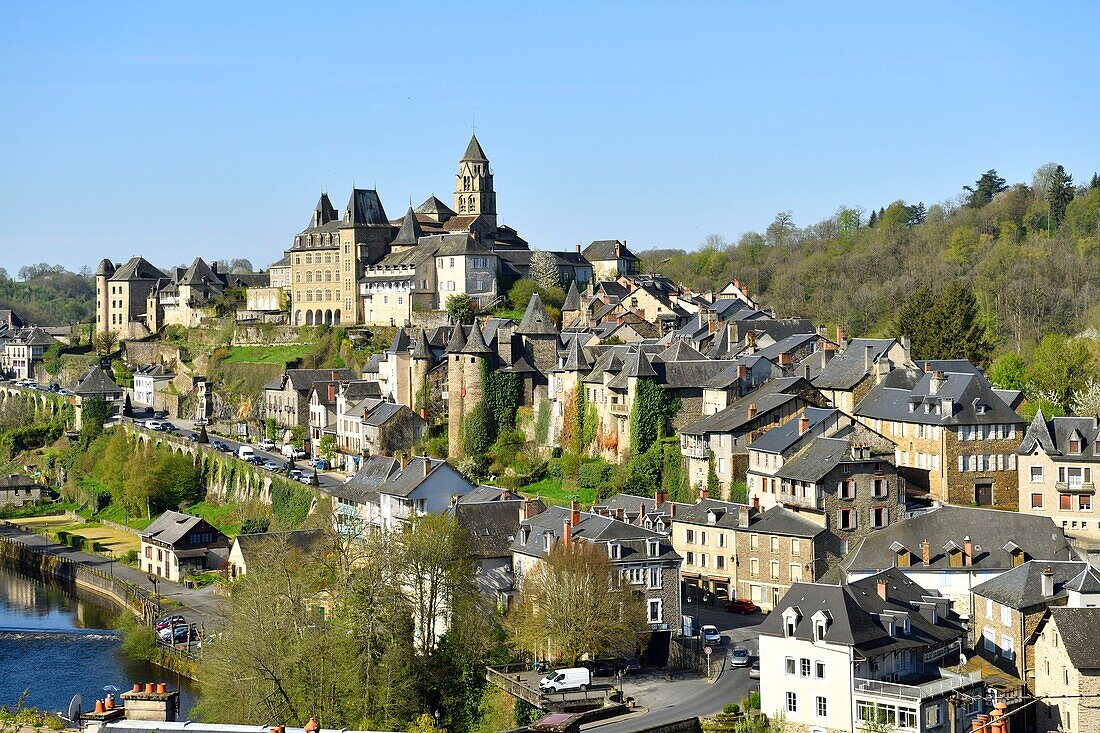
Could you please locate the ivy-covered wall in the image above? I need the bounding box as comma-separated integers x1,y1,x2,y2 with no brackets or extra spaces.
628,378,681,455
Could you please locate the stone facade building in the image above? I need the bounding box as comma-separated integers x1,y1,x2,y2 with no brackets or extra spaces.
1033,607,1100,733
855,360,1024,506
1017,411,1100,538
263,368,356,435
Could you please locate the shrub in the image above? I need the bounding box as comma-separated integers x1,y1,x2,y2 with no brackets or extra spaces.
546,457,565,478
578,462,614,494
723,703,740,715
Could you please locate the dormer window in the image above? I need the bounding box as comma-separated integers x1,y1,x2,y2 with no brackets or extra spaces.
811,610,830,642
1070,434,1083,454
647,539,659,557
544,532,553,553
609,542,622,560
976,404,988,415
783,607,801,637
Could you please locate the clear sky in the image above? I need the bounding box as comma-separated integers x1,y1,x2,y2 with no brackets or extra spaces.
2,2,1098,275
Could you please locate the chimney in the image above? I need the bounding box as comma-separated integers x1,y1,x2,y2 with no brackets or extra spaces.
804,364,811,379
922,539,931,566
865,344,874,371
836,325,844,344
327,382,336,402
615,506,624,521
747,403,758,419
575,243,581,254
1041,565,1055,597
798,414,810,435
331,370,339,380
570,499,581,526
901,334,911,354
930,370,946,395
778,352,792,366
963,535,973,566
521,498,540,521
752,495,760,511
450,493,459,507
924,362,932,373
399,454,408,471
562,519,572,548
669,502,676,518
876,579,888,602
424,458,431,477
699,487,709,501
737,364,747,379
655,489,667,507
615,242,622,257
305,719,321,733
817,324,827,338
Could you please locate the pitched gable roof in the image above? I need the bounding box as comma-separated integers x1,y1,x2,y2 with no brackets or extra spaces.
516,293,558,336
563,280,581,311
392,206,425,246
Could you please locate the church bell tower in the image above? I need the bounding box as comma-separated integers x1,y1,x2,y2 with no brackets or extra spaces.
454,134,496,228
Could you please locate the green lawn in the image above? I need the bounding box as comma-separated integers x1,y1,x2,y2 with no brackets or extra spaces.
185,500,250,537
521,477,595,508
94,502,154,531
219,344,313,365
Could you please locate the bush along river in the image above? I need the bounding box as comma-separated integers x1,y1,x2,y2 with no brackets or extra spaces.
0,565,197,716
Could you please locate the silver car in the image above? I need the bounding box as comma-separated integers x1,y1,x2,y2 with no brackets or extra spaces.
730,645,750,668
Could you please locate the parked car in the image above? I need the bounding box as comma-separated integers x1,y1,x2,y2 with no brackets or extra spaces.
237,446,255,461
539,667,591,693
313,459,330,470
281,445,307,459
187,432,200,441
212,441,231,453
288,469,304,482
748,660,760,679
262,460,281,471
726,599,759,615
194,417,210,426
153,411,169,419
616,657,642,674
160,625,198,644
580,659,618,677
154,614,185,632
701,624,722,646
144,420,164,430
160,423,177,433
730,646,750,668
295,474,313,485
247,456,264,466
258,439,276,451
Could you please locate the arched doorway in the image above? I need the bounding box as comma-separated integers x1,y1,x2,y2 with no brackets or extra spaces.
305,310,314,326
334,309,341,325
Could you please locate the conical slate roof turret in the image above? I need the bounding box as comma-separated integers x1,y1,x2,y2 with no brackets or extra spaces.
517,293,558,336
445,324,467,354
621,348,658,379
389,328,411,354
96,259,116,277
313,192,338,226
563,280,581,312
392,206,425,246
411,327,432,360
461,321,492,354
561,338,591,372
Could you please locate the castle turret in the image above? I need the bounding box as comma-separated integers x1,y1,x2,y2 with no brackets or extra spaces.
95,259,115,335
516,294,561,398
411,327,432,419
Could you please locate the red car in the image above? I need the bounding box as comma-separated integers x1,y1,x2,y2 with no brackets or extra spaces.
726,599,759,614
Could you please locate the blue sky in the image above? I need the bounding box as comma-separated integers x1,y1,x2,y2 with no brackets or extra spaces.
1,2,1098,275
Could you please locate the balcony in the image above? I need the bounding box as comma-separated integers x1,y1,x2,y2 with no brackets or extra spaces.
1056,481,1095,494
682,442,709,460
854,670,981,702
777,489,822,511
610,403,629,416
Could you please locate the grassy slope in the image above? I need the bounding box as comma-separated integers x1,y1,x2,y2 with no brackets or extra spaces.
219,344,313,364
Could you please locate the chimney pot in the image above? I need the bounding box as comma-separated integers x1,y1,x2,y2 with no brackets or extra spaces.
1042,566,1055,597
94,700,105,714
156,683,167,694
144,683,155,694
752,496,760,511
699,487,709,501
575,243,581,253
963,535,973,565
562,519,572,548
615,506,624,521
924,362,932,373
305,719,321,733
836,325,845,344
424,458,431,477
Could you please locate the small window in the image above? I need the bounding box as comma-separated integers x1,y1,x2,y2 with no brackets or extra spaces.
1031,466,1044,483
1031,492,1044,509
786,692,797,713
816,696,827,718
1060,494,1072,511
815,660,825,679
1070,438,1083,454
800,658,811,677
1081,494,1092,511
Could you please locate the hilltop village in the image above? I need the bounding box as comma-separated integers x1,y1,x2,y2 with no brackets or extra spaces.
3,138,1097,733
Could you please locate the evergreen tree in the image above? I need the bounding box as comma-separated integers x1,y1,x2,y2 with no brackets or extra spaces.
963,169,1008,208
868,209,877,227
1048,164,1075,229
895,282,991,366
1090,172,1100,191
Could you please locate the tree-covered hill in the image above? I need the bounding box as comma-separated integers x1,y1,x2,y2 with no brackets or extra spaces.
642,167,1100,354
0,264,95,326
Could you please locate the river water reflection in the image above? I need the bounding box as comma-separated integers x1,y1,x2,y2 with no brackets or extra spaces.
0,566,197,716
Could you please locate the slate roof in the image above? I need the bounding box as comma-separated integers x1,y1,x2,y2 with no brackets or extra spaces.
778,435,864,482
392,206,426,246
13,327,58,347
415,195,456,219
0,474,37,489
680,377,814,436
559,338,591,371
446,323,468,353
758,568,966,657
656,340,706,363
1019,411,1100,461
740,317,815,343
95,259,116,277
971,560,1092,609
511,505,680,562
233,529,325,567
436,234,494,257
411,327,432,359
516,294,558,336
461,134,489,162
746,505,824,538
749,407,838,454
110,257,166,282
73,366,121,397
461,322,492,354
812,339,897,390
345,189,389,226
583,240,639,262
135,363,174,378
448,500,527,558
855,366,1023,426
656,360,734,390
179,258,220,287
141,511,223,547
563,281,582,311
1050,608,1100,669
842,505,1074,573
330,456,466,504
1066,565,1100,593
266,369,355,393
619,348,657,378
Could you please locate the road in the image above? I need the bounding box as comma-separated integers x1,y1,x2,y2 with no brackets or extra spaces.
0,521,224,628
586,610,764,733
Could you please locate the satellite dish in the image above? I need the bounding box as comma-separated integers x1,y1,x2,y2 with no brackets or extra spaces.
66,693,82,723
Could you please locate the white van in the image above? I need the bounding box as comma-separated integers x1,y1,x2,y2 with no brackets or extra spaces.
144,419,164,430
539,667,591,693
238,446,255,461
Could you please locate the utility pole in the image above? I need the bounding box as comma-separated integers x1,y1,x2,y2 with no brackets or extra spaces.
948,694,957,733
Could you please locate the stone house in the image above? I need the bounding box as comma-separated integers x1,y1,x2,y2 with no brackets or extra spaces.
227,529,325,580
970,560,1100,683
841,505,1076,613
730,505,826,610
0,475,44,509
329,387,425,472
747,407,902,560
511,501,682,633
2,328,57,381
854,360,1025,506
582,240,639,280
132,364,175,409
263,368,356,434
680,376,825,494
1033,607,1100,733
139,511,229,582
1017,410,1100,538
802,337,912,413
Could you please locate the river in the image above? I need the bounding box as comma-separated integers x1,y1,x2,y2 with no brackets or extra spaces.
0,566,197,716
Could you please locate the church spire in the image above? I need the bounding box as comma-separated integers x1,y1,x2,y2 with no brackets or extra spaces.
454,135,496,226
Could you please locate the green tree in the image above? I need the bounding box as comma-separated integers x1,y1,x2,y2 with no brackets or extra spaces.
265,417,278,442
79,397,114,445
318,433,337,463
1025,335,1096,413
1047,164,1075,231
288,425,306,451
964,169,1007,208
894,283,991,366
529,250,562,290
446,294,474,325
987,353,1027,390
